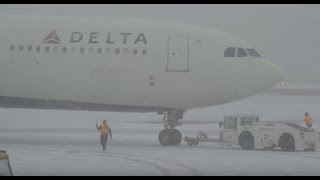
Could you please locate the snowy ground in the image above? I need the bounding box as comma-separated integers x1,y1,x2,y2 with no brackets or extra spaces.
1,83,320,175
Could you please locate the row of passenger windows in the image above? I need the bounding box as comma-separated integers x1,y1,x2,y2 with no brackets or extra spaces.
9,45,147,55
224,47,261,58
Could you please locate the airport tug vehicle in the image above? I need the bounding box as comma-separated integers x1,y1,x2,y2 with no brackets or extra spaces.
184,114,320,151
0,150,13,176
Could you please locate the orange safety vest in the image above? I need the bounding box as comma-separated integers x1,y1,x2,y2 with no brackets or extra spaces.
100,124,109,135
304,116,314,126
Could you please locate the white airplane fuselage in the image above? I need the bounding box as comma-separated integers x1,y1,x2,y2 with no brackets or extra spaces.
0,15,283,113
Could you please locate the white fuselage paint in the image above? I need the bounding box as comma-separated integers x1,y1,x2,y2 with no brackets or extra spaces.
0,15,283,112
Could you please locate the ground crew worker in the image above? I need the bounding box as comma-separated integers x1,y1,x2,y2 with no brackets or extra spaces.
96,120,112,151
304,112,314,129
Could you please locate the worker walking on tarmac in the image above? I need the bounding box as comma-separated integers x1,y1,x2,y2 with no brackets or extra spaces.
304,112,314,130
96,120,112,151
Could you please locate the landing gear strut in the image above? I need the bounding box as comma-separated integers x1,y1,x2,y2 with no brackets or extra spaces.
158,110,184,146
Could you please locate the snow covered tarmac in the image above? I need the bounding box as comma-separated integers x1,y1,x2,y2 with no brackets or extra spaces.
1,94,320,176
3,142,320,176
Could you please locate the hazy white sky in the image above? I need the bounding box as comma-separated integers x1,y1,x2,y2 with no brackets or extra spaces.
0,4,319,74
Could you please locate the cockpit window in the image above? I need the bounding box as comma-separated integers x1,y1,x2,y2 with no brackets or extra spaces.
246,49,261,58
237,48,247,57
224,47,236,57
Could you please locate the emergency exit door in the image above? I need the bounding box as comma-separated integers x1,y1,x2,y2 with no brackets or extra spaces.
166,35,190,72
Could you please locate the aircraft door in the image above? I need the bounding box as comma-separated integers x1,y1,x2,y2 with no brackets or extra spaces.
166,35,190,72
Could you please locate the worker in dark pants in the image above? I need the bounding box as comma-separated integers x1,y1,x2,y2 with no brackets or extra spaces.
96,120,112,151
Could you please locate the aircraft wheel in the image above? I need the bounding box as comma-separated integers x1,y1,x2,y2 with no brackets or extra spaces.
159,129,172,146
171,129,182,145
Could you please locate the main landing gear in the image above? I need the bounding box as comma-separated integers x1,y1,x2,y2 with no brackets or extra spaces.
158,110,184,146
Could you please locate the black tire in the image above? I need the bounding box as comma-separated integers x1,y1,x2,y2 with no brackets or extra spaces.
239,131,255,150
171,129,182,145
279,133,295,151
159,129,171,146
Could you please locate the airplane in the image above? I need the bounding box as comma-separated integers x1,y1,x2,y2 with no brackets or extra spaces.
0,14,284,146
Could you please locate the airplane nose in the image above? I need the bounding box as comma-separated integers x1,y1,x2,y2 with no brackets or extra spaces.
221,58,284,103
262,59,285,87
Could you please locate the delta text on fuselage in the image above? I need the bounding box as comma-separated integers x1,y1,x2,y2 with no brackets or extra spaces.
69,32,147,45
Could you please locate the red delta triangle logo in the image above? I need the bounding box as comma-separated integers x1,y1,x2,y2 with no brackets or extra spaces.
42,31,61,44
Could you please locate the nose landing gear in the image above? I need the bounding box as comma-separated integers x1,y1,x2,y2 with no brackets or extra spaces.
158,110,183,146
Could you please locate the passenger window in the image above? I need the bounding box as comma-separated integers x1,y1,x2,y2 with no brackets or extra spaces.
124,48,129,55
53,46,58,53
115,48,120,55
142,49,147,55
106,48,111,54
10,45,15,51
246,49,261,58
237,48,247,57
97,47,102,54
224,47,236,57
80,47,85,53
27,46,32,52
62,47,68,53
133,49,138,55
36,46,41,52
89,47,94,54
19,45,24,51
71,47,76,53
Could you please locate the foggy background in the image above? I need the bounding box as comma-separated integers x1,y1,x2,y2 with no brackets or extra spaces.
0,4,319,76
1,5,320,176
